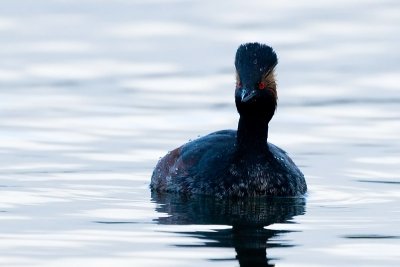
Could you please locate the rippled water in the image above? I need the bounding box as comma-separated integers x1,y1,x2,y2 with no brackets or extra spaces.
1,0,400,266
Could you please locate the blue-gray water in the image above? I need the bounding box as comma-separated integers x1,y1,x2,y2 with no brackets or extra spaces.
1,0,399,266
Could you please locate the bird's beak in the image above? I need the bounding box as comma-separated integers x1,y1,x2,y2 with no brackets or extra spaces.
241,88,258,103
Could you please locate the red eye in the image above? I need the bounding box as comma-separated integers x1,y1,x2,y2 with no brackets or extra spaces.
236,81,242,88
258,82,266,90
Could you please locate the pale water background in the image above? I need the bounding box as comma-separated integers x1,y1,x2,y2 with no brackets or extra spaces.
1,0,400,266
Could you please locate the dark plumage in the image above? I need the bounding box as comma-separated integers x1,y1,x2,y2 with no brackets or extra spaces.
151,43,307,197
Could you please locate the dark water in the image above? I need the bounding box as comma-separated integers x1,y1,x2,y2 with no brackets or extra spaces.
0,0,399,266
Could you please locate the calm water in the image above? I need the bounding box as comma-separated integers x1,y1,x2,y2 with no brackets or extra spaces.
1,0,400,266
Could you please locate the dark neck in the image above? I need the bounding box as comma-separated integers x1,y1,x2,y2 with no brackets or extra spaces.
236,115,269,154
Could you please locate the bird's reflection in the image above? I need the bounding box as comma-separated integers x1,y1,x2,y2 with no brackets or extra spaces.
152,193,306,267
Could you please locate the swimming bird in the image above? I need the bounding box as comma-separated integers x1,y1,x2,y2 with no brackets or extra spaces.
151,43,307,197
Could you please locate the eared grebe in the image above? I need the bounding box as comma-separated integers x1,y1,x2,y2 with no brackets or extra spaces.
151,43,307,197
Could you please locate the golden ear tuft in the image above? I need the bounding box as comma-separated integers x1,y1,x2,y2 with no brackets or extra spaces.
263,70,278,100
235,71,242,88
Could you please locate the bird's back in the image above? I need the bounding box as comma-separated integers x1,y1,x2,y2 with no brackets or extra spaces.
151,130,306,197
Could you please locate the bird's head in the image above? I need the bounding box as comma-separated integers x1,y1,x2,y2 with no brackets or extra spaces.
234,43,278,122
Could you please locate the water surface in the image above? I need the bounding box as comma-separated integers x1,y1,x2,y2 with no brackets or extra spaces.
0,0,399,266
